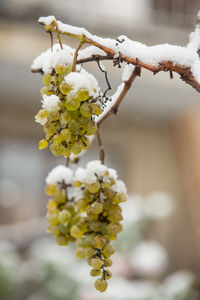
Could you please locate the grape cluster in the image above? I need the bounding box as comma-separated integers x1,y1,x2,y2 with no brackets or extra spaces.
73,161,127,292
45,162,127,292
35,65,102,157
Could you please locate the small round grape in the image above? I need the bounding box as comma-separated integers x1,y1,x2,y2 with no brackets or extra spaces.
75,247,87,259
95,278,108,292
92,235,106,249
38,139,48,150
90,269,101,277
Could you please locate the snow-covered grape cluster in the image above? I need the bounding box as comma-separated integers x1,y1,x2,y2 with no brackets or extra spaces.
35,63,102,157
45,161,127,292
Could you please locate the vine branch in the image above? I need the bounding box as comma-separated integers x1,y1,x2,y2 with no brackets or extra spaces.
37,16,200,93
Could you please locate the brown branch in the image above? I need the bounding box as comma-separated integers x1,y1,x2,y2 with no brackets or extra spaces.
37,18,200,93
96,126,105,164
98,66,141,125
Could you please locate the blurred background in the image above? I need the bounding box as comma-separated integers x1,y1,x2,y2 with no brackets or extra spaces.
1,0,200,299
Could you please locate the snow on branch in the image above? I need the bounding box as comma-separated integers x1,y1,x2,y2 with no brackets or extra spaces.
36,13,200,93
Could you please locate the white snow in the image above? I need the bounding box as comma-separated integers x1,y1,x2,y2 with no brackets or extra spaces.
122,64,135,81
38,16,56,26
64,69,100,97
74,160,127,196
112,179,127,194
35,16,200,85
46,165,73,185
78,45,105,59
31,44,74,74
42,95,60,112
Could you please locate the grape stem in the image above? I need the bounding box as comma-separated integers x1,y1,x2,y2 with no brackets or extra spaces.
72,39,84,72
96,126,105,164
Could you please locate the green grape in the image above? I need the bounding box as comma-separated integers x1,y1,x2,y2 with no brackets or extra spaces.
70,213,81,226
90,269,101,277
113,193,127,204
43,121,57,135
47,199,58,213
60,82,72,95
58,224,70,235
87,120,97,135
45,184,57,195
95,279,108,292
48,225,60,237
63,147,71,157
56,235,70,246
65,95,80,111
55,64,67,75
92,103,102,115
64,202,75,215
104,270,112,280
50,75,59,86
74,180,82,188
102,244,115,258
52,134,62,146
89,221,102,232
92,235,106,249
58,210,71,225
40,86,50,95
54,189,66,204
80,103,93,118
37,109,48,119
50,144,64,156
38,139,48,150
75,247,87,259
106,223,120,235
60,128,71,142
62,111,71,123
81,136,90,150
86,181,101,193
68,119,80,131
89,257,103,269
104,258,113,267
86,247,95,257
71,142,82,155
70,225,84,238
76,198,88,212
48,111,59,121
76,88,89,101
90,202,103,214
42,73,52,85
108,210,123,223
48,213,59,226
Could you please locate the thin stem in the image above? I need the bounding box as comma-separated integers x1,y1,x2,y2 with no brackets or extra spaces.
98,66,141,125
49,31,53,52
52,20,63,50
96,60,111,98
66,157,70,167
72,40,84,72
96,126,105,164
